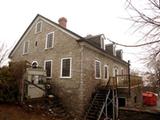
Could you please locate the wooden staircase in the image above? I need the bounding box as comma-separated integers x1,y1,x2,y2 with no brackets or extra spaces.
24,80,71,119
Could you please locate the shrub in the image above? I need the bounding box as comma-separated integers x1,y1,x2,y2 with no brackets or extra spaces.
0,61,29,103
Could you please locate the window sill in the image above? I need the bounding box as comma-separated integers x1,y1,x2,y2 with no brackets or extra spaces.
44,47,54,50
34,31,42,34
60,76,72,79
22,53,29,55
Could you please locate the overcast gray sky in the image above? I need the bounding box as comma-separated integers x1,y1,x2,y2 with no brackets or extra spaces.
0,0,146,71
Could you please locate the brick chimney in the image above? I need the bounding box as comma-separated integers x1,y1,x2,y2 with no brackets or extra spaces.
58,17,67,28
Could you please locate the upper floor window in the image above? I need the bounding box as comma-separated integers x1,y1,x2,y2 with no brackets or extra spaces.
95,60,101,79
32,61,38,68
104,65,109,80
35,21,42,33
121,68,124,75
60,58,72,78
113,67,118,77
23,41,29,54
45,32,54,49
44,60,52,78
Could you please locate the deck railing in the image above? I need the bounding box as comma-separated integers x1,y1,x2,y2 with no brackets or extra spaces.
116,75,142,88
107,75,142,88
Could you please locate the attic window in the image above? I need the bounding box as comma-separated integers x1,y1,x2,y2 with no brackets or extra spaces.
35,21,42,33
23,41,29,54
100,35,105,49
113,44,116,56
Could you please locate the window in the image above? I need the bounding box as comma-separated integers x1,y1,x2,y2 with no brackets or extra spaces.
113,67,118,77
35,21,42,33
32,61,38,68
45,32,54,49
121,68,124,75
113,44,116,56
60,58,72,78
35,41,38,47
100,35,105,49
118,97,126,107
23,41,29,54
44,60,52,78
95,60,101,79
104,65,109,80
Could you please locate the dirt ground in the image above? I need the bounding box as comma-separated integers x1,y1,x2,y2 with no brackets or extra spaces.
0,104,62,120
119,110,160,120
1,104,160,120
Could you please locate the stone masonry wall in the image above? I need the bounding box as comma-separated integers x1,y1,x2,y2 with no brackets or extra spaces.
80,43,128,115
10,18,83,118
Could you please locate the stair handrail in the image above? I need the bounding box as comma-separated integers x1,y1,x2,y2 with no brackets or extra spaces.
106,77,111,87
97,89,111,120
25,80,46,92
84,92,98,120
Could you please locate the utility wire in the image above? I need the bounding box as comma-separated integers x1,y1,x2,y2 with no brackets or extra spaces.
106,37,160,47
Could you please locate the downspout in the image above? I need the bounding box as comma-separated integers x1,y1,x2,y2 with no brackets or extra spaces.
128,60,131,97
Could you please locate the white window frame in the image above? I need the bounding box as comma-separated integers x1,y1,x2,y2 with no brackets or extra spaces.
113,44,116,56
31,61,39,68
121,68,124,75
104,65,109,80
23,41,29,54
95,60,101,79
113,67,119,77
60,57,72,78
100,35,105,49
44,60,52,78
35,21,42,33
45,32,54,49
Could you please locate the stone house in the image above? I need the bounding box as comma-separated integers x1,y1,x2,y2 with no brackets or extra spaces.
9,14,141,118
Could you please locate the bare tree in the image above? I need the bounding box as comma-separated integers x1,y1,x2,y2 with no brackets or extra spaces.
126,0,160,58
125,0,160,88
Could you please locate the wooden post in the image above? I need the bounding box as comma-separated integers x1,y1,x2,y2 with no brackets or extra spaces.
112,89,115,120
115,90,119,120
128,60,131,97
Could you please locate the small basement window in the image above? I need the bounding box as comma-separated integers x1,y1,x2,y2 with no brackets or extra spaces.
134,96,137,103
118,97,126,107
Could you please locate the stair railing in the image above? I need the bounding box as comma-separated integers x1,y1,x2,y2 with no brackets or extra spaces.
97,89,111,120
25,80,45,92
84,92,98,120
